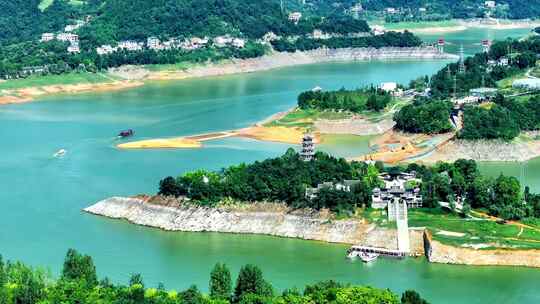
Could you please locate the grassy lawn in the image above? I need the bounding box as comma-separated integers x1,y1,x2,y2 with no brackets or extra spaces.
265,97,408,129
264,109,351,128
0,73,116,91
408,209,540,249
144,62,195,72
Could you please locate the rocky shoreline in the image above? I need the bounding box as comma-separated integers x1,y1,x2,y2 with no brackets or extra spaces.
84,196,401,246
144,47,458,81
85,195,540,267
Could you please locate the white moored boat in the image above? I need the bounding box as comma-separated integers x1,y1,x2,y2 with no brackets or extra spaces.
347,251,358,259
359,252,379,263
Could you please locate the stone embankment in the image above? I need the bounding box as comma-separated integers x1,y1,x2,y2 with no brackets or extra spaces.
84,196,420,249
427,239,540,268
146,47,458,81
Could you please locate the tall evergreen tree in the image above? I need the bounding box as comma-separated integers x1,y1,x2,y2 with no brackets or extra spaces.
61,249,98,286
234,264,273,302
210,263,232,300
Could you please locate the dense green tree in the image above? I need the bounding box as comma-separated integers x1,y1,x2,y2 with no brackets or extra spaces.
159,176,181,196
401,290,430,304
234,265,273,302
492,175,525,220
210,263,232,300
459,105,520,141
61,248,98,287
182,285,205,304
394,100,453,134
466,176,493,209
304,280,344,303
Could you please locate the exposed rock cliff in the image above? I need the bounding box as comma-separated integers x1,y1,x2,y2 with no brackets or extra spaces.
85,196,398,245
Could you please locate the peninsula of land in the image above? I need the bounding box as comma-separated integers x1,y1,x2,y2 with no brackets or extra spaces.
85,195,540,268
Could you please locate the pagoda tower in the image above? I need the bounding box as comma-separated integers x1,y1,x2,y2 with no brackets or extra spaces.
300,133,315,161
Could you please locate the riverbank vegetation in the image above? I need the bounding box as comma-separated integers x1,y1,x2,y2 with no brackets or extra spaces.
0,249,430,304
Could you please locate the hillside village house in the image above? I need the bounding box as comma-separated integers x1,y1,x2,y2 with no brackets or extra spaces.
57,33,79,43
41,33,55,42
371,25,385,36
96,45,115,55
147,37,161,50
213,36,246,48
232,38,245,48
118,41,143,51
67,42,80,53
385,7,397,14
288,12,302,23
485,1,496,8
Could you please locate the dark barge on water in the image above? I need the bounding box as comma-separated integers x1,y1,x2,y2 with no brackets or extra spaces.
118,129,134,138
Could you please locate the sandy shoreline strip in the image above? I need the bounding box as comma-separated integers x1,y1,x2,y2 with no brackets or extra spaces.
0,80,144,105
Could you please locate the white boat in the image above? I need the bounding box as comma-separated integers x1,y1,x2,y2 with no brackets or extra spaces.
347,251,358,259
359,252,379,263
53,149,67,158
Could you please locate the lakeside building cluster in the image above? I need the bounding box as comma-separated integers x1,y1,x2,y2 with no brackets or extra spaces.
300,134,423,210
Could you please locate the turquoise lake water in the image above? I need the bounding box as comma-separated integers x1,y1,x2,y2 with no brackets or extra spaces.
0,27,539,303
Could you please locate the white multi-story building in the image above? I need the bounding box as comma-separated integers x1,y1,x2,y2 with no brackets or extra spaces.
96,45,115,55
232,38,245,48
57,33,79,43
288,12,302,23
485,1,496,8
41,33,55,42
118,41,143,51
147,37,161,50
261,32,278,43
386,7,397,14
213,36,233,47
67,43,80,54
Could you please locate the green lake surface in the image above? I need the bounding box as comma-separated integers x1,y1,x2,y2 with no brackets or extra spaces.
1,28,539,303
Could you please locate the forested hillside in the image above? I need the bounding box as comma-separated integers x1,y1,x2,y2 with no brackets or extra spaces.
0,0,80,45
0,0,369,47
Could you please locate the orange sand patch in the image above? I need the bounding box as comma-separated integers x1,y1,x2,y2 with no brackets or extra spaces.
0,95,32,105
237,126,316,145
117,137,202,149
0,81,144,106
